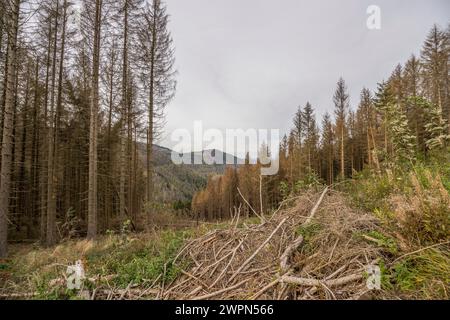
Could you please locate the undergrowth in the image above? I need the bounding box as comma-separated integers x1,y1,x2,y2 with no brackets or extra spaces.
2,160,449,300
3,229,192,299
340,158,450,299
1,215,265,299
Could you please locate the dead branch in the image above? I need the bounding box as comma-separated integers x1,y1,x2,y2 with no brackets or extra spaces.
250,278,281,300
237,187,265,222
281,273,363,287
304,186,329,225
192,278,249,300
280,235,304,273
228,217,288,283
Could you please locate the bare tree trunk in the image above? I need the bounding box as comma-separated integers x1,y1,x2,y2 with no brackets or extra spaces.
40,13,53,244
30,59,40,238
328,148,333,185
105,48,115,230
0,0,21,258
119,135,125,221
119,0,129,222
146,11,156,223
370,126,381,174
46,0,60,246
367,130,372,167
18,60,32,235
340,127,345,179
47,0,67,245
87,0,102,239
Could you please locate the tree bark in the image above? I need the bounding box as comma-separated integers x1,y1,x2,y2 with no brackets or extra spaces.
0,0,21,258
119,0,129,222
87,0,102,239
46,0,60,246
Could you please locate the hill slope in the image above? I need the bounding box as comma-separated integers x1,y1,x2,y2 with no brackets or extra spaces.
139,144,242,203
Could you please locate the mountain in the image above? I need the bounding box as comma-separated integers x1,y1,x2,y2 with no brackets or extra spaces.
137,144,243,203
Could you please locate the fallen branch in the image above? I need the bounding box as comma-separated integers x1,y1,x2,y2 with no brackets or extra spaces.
210,240,243,288
228,217,288,283
279,187,329,273
304,186,329,225
0,292,38,299
192,278,249,300
180,269,208,289
390,240,450,264
281,273,362,287
237,187,265,223
250,278,280,300
279,235,304,273
97,288,159,298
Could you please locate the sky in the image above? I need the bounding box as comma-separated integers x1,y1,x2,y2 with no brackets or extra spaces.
160,0,450,154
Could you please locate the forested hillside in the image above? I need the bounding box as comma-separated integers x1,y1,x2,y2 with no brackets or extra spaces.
142,145,241,203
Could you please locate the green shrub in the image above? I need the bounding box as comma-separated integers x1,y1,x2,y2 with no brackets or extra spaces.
359,230,398,254
389,249,450,299
85,230,190,288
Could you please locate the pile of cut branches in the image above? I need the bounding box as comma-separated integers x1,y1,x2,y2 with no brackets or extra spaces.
163,187,382,300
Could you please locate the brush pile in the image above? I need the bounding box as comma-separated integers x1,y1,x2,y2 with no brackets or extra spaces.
163,187,383,300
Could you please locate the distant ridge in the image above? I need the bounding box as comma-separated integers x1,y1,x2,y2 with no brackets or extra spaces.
136,144,243,203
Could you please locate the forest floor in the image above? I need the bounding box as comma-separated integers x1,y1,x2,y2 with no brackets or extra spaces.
0,168,449,300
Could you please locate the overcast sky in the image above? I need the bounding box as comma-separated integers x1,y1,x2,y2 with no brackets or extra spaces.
160,0,449,153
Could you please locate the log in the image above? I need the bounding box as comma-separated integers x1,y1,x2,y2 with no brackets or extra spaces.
281,273,362,287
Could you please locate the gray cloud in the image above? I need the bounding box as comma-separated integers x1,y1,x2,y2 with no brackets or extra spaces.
161,0,450,153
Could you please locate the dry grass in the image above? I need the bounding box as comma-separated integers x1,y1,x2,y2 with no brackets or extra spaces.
388,171,450,248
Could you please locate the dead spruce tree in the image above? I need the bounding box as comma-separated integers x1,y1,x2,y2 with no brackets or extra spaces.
0,0,21,258
138,0,176,220
86,0,103,239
